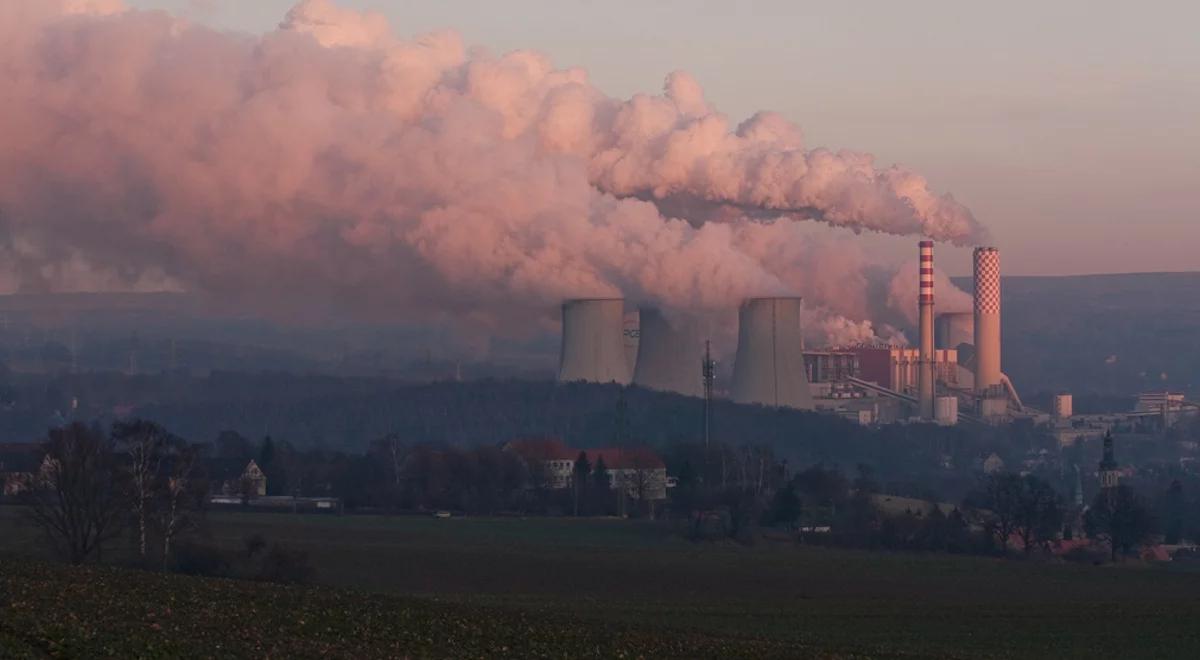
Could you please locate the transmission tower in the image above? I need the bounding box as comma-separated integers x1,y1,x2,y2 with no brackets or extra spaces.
702,339,715,450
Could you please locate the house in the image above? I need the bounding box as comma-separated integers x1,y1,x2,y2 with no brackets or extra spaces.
205,458,267,498
0,443,40,497
505,438,669,501
504,438,577,489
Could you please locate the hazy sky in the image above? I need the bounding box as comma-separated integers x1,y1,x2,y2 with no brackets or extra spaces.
129,0,1199,276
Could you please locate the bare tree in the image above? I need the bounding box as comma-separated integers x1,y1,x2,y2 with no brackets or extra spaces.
157,441,203,569
975,473,1024,554
27,423,125,564
113,420,168,562
1013,475,1063,556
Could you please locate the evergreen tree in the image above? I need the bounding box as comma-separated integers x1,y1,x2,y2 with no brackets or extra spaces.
1163,480,1185,545
767,482,801,527
591,456,611,515
572,451,591,516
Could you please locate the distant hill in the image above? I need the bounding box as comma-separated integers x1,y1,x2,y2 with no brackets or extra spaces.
3,272,1198,398
950,272,1200,399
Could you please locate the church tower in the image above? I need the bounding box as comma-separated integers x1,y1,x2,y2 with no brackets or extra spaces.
1099,430,1120,495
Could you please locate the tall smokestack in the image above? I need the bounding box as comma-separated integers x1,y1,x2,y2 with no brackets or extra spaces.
558,299,632,384
973,247,1002,396
918,241,935,419
731,297,814,410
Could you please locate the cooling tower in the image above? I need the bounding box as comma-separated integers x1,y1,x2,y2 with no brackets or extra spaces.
622,310,640,375
935,312,974,351
918,241,935,420
731,297,814,410
973,247,1002,396
632,308,704,397
558,298,632,384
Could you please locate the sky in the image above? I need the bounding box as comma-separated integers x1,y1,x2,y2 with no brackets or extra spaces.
128,0,1199,276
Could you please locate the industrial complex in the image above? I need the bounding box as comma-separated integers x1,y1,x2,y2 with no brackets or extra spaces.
556,243,1198,431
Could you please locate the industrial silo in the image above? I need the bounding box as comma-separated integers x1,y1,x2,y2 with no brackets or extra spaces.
558,298,632,384
731,297,814,410
632,307,704,397
1053,393,1073,420
935,396,959,426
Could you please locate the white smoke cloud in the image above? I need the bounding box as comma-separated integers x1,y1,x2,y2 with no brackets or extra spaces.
885,261,974,326
0,0,986,346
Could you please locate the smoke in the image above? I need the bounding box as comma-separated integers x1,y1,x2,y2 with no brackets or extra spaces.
885,261,974,327
0,0,986,348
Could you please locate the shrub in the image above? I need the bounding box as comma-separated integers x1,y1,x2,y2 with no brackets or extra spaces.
172,541,232,577
256,543,314,584
243,533,267,559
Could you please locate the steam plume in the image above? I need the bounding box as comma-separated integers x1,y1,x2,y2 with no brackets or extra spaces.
0,0,984,344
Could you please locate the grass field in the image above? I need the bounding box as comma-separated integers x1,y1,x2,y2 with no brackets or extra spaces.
4,507,1200,658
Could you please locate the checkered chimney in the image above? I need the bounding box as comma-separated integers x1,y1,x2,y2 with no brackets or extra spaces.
973,247,1001,395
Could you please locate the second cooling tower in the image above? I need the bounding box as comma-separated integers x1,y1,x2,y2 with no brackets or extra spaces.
558,298,632,384
731,297,814,410
632,308,704,397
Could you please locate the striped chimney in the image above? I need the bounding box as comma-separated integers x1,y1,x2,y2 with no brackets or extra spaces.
973,247,1002,396
918,241,935,419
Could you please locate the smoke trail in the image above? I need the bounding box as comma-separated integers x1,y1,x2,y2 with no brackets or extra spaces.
0,0,985,344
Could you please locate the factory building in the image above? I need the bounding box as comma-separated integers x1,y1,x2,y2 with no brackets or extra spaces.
1135,392,1186,413
803,350,860,385
849,345,959,395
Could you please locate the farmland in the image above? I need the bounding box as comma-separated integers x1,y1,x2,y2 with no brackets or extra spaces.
3,508,1200,658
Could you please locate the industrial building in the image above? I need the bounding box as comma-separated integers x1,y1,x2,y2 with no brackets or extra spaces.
554,242,1030,423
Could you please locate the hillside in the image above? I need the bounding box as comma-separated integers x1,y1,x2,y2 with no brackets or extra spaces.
2,271,1198,401
961,272,1200,398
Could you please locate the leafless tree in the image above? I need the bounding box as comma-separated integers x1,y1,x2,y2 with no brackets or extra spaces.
157,441,203,569
27,423,125,564
113,420,168,562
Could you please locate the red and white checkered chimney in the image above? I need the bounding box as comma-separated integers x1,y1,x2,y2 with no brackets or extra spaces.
973,247,1001,396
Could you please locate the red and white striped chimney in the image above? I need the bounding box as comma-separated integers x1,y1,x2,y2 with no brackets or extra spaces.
918,240,935,419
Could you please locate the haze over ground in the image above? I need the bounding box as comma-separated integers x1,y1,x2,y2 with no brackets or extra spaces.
131,0,1200,277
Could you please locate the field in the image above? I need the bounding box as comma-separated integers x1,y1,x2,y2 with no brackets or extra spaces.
4,507,1200,658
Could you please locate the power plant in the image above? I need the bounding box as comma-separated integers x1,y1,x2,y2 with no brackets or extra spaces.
632,308,704,397
558,298,632,384
731,297,814,410
557,296,814,411
554,242,1029,423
